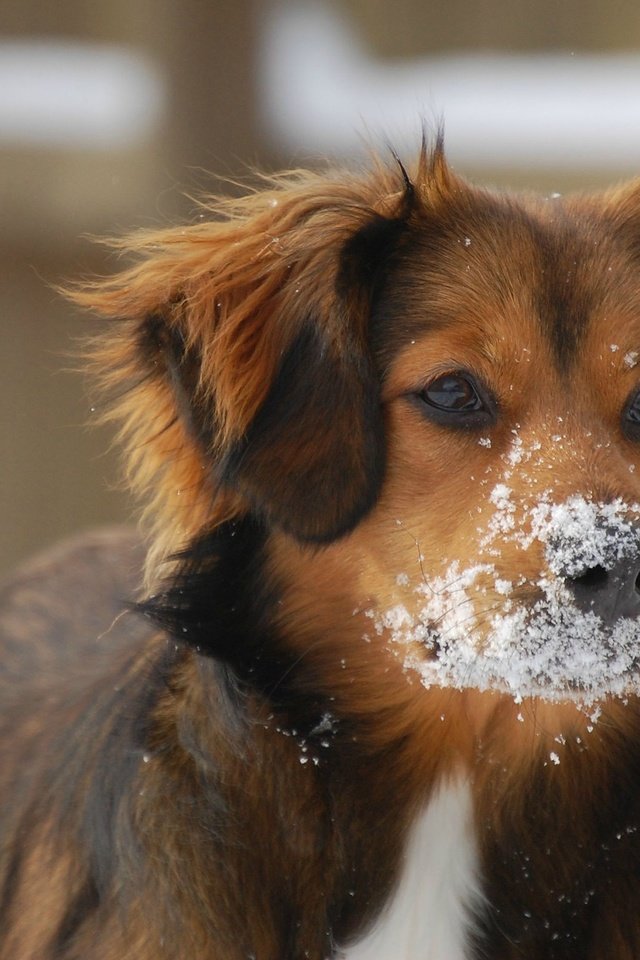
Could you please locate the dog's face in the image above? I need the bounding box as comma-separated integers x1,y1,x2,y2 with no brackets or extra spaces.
75,149,640,743
264,173,640,741
325,188,640,702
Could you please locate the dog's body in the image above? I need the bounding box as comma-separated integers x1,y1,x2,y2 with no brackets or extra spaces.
4,144,640,958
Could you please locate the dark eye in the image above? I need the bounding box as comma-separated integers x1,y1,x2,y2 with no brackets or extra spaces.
416,372,495,429
623,387,640,439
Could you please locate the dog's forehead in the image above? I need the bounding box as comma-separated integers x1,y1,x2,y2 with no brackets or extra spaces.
370,185,640,375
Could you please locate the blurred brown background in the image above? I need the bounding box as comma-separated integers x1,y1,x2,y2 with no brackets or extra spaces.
2,0,640,575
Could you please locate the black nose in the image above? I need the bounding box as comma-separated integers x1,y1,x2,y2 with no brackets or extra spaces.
565,556,640,625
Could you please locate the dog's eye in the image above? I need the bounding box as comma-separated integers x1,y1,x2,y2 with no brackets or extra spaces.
623,387,640,439
417,372,495,428
422,374,481,411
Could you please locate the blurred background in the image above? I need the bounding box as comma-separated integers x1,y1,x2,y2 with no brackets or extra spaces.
3,0,640,575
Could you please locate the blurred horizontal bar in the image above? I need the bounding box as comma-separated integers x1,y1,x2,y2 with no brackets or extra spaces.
0,42,165,149
260,2,640,172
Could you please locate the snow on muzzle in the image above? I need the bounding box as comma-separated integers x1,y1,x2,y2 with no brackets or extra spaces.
369,496,640,704
534,497,640,626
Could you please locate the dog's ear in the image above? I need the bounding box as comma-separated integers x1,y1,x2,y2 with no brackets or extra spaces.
70,167,416,550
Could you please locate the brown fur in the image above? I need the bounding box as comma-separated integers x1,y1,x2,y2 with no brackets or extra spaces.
4,142,640,957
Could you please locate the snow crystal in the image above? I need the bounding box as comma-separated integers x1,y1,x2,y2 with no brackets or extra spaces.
489,483,513,510
309,713,337,737
494,579,512,596
481,484,516,550
505,436,526,466
376,604,414,635
624,351,639,369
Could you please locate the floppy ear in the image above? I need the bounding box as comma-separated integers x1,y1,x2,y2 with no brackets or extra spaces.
69,166,413,554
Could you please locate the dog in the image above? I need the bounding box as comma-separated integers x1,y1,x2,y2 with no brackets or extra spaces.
3,139,640,959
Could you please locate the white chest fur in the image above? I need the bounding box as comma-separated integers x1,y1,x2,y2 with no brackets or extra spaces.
340,777,483,960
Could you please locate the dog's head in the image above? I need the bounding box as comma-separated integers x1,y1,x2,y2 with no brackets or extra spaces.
72,144,640,735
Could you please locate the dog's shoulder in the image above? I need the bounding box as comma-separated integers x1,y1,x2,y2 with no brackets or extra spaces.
0,527,149,684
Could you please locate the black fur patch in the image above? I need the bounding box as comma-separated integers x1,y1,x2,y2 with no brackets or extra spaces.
530,220,593,372
138,519,327,722
221,323,385,543
336,211,412,303
139,313,213,449
139,519,269,659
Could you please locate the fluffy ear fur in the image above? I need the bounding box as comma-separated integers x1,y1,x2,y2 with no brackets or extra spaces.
67,155,445,565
